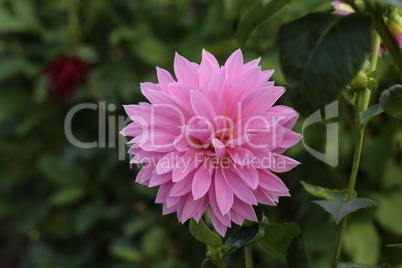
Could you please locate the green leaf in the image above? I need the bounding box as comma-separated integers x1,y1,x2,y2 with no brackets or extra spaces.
223,214,269,264
142,228,166,258
387,243,402,248
189,218,223,248
374,191,402,235
49,186,85,206
257,222,301,261
344,222,380,265
74,200,103,234
287,236,309,268
314,198,378,224
236,0,292,47
279,13,372,116
360,104,384,126
110,239,141,263
228,214,268,249
301,181,355,200
370,0,402,8
338,263,380,268
379,85,402,119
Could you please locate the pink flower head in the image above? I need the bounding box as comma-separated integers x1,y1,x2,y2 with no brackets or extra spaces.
121,49,302,236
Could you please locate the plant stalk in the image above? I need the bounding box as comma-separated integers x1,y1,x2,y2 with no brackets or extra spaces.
362,32,381,111
245,246,254,268
65,0,81,48
332,93,365,268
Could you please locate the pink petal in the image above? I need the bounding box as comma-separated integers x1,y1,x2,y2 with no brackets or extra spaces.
135,163,154,185
181,194,206,222
192,162,212,200
269,154,300,173
230,164,259,190
258,169,289,193
155,151,181,175
190,90,216,124
167,82,194,113
224,49,243,87
148,172,172,187
172,148,202,182
230,210,245,225
231,198,257,222
212,138,226,159
253,188,278,206
202,49,220,67
174,53,199,89
268,105,299,129
210,211,228,237
170,173,193,197
162,203,177,215
225,168,257,205
156,67,175,93
155,183,173,203
215,168,234,215
227,147,256,166
265,86,285,108
279,130,302,149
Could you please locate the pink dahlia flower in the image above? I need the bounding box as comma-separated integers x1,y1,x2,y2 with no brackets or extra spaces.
121,49,302,236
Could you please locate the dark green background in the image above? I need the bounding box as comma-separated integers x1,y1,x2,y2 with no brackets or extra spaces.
1,0,401,267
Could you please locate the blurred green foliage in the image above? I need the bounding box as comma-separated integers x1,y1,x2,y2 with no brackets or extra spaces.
1,0,402,267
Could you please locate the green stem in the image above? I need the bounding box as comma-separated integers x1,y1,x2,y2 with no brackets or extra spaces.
209,247,226,268
245,246,254,268
362,33,381,111
332,93,365,268
65,0,80,48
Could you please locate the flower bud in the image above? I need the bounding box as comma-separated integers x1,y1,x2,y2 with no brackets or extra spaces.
332,0,365,15
385,8,402,47
349,70,368,91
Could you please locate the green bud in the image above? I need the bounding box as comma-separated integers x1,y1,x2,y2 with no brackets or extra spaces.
349,70,368,91
368,80,378,91
385,8,402,39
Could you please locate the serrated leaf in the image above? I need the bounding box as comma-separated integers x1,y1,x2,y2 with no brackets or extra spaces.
314,198,378,224
338,263,380,268
379,85,402,119
301,181,355,200
257,222,301,261
189,218,223,248
360,104,384,126
279,12,372,116
387,243,402,248
236,0,292,47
